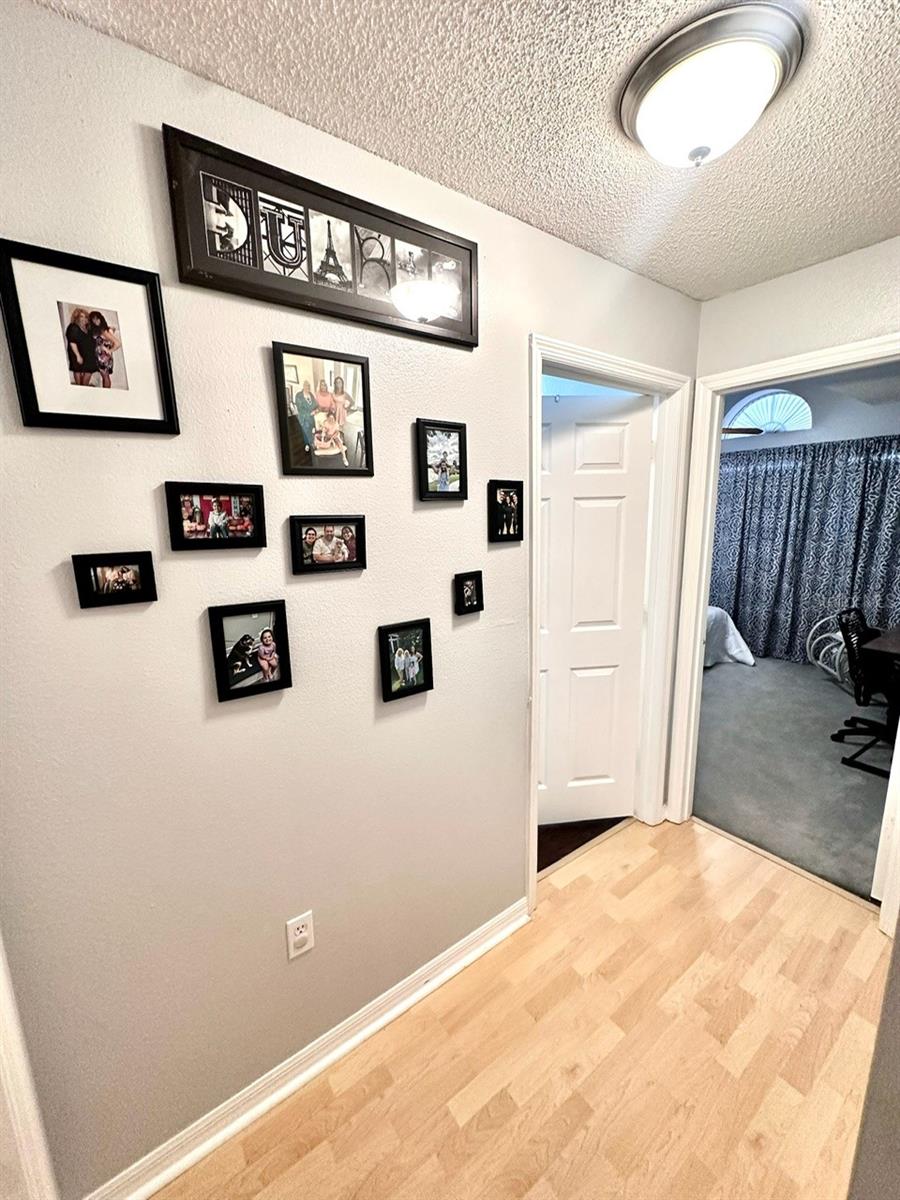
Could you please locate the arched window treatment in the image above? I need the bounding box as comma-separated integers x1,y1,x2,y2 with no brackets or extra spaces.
709,434,900,662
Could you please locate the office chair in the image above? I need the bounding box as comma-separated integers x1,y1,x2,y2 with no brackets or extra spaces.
830,607,893,780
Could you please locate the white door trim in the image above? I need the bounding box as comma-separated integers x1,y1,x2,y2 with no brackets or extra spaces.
527,334,693,911
667,330,900,937
0,932,59,1199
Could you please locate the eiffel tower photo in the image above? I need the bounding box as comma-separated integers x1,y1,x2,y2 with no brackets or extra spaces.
313,218,351,289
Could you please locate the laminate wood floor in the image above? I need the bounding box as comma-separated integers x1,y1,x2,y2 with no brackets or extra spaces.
157,820,891,1200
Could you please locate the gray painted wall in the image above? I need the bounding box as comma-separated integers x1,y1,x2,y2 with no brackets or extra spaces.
0,4,700,1198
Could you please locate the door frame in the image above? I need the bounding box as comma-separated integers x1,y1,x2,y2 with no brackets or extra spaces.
527,334,693,911
667,330,900,936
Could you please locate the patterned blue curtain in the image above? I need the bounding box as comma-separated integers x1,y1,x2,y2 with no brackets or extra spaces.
709,435,900,662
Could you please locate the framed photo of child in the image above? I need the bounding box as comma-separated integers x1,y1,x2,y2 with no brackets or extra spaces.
165,482,266,550
415,418,467,501
0,239,179,433
208,600,293,702
272,341,373,476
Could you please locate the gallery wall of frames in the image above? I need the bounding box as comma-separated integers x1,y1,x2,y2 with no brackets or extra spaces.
0,134,519,708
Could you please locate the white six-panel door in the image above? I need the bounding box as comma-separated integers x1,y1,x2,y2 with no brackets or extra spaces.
538,387,655,823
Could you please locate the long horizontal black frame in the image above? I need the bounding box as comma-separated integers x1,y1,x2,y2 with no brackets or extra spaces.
165,481,267,550
163,125,478,348
289,515,367,574
273,342,374,477
208,599,293,703
71,550,158,608
0,239,179,434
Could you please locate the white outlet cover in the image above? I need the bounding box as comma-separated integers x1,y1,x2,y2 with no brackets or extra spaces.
285,910,314,961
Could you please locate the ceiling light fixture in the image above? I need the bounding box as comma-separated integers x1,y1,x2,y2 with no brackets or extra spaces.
620,4,803,169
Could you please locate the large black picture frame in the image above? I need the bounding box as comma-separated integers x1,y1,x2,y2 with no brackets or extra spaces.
163,126,478,348
273,341,374,476
0,239,179,434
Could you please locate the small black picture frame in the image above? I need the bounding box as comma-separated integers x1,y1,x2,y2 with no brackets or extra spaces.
416,418,467,501
378,618,434,702
290,516,367,574
453,570,484,615
71,551,157,609
208,599,292,702
165,482,267,550
0,239,179,434
487,479,524,542
272,342,373,476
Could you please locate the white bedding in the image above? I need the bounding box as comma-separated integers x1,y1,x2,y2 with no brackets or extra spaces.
705,606,755,668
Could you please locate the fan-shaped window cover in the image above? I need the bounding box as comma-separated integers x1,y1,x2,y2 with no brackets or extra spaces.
723,390,812,438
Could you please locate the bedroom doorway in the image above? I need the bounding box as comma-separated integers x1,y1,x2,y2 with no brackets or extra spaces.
669,333,900,934
527,335,692,899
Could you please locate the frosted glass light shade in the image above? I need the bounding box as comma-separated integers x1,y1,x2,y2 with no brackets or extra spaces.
619,5,803,170
635,41,782,168
391,278,457,323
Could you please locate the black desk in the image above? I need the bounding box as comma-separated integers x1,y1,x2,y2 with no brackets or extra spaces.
863,628,900,735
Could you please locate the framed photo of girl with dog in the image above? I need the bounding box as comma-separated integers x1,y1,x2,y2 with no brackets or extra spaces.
208,600,293,702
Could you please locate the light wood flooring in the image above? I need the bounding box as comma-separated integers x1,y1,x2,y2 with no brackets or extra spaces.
157,820,892,1200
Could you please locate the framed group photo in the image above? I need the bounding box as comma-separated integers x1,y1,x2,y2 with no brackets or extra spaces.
273,342,373,475
453,570,484,615
71,551,157,609
290,516,366,574
487,480,524,542
378,618,434,702
415,418,467,500
165,482,266,550
0,239,179,434
164,126,478,347
208,599,292,702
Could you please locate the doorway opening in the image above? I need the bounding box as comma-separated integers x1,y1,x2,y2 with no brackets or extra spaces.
527,336,693,902
669,335,900,930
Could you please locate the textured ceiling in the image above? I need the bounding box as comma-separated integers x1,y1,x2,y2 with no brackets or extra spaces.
33,0,900,299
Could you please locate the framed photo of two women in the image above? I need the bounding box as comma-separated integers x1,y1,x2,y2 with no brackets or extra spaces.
0,239,179,434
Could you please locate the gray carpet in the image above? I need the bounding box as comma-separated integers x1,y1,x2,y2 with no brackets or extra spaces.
693,657,890,898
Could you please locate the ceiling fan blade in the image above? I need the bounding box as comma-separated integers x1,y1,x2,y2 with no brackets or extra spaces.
721,426,764,435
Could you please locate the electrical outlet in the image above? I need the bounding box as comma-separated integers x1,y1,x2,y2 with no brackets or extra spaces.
285,911,314,961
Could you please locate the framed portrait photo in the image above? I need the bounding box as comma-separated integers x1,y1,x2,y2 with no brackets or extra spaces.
378,618,434,702
165,482,266,550
416,418,467,500
208,600,292,702
453,570,484,615
290,516,366,574
71,551,157,609
163,126,478,348
0,240,179,434
487,480,524,543
273,342,373,475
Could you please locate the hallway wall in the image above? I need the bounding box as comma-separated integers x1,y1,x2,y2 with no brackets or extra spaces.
0,4,699,1197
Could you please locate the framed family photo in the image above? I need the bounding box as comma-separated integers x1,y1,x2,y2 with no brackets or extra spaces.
71,551,157,609
0,239,179,433
378,618,434,702
165,482,266,550
487,480,524,542
273,342,373,475
163,126,478,347
208,600,292,702
415,418,467,500
290,516,366,574
453,570,484,615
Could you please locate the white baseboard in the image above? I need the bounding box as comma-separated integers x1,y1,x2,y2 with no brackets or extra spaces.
83,898,530,1200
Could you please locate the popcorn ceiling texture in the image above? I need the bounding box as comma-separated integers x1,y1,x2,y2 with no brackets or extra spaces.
34,0,900,300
